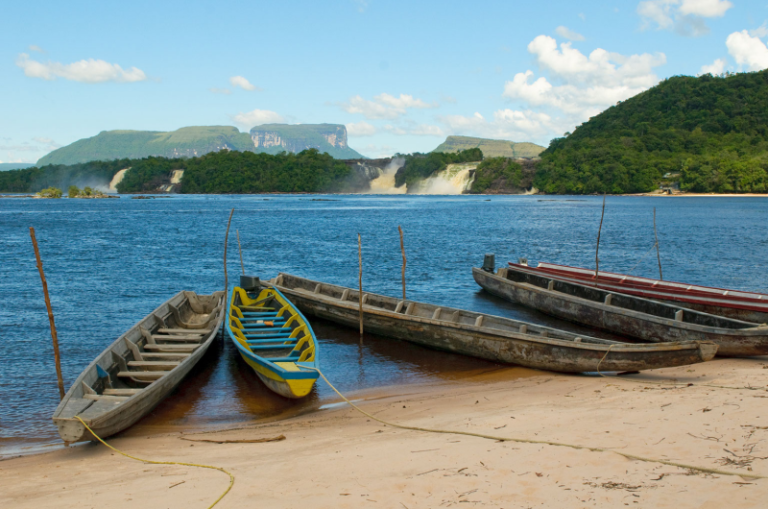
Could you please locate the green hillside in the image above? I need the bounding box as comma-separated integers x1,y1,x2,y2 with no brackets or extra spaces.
250,124,363,159
433,136,544,159
535,70,768,194
37,126,254,166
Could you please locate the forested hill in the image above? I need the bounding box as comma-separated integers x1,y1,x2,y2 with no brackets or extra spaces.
535,70,768,194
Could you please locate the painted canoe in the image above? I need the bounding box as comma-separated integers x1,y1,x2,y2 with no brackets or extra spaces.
52,291,226,444
508,261,768,323
226,285,319,398
265,273,717,374
474,265,768,357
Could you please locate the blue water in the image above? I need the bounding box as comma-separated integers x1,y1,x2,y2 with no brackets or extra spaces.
1,194,767,456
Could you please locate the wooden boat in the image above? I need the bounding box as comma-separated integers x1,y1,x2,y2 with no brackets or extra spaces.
264,273,717,373
226,283,319,398
52,291,225,444
507,261,768,323
474,264,768,357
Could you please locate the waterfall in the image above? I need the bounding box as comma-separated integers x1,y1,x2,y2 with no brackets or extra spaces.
107,168,130,193
366,157,407,194
408,163,477,195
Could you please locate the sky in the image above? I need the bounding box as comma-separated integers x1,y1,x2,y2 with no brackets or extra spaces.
2,0,768,163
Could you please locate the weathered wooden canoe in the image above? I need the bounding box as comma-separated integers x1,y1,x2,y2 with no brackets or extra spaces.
227,283,319,398
265,273,717,373
508,261,768,323
474,264,768,357
52,291,225,444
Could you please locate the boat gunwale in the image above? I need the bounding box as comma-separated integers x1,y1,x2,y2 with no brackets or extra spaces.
269,273,711,355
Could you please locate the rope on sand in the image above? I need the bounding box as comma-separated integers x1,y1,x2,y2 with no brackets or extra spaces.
75,416,234,508
306,367,765,480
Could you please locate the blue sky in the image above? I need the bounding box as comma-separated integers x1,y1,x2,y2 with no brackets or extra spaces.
2,0,768,163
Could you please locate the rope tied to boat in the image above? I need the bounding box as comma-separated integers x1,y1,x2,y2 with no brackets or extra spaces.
305,366,766,481
74,416,234,509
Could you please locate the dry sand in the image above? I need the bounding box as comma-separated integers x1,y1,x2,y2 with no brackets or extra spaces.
2,358,768,508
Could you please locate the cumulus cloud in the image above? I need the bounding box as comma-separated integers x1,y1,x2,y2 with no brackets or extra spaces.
751,22,768,39
231,108,284,128
16,53,146,83
726,30,768,71
555,26,585,41
346,121,377,137
638,0,732,36
700,58,726,74
28,45,44,53
229,75,260,91
382,123,445,136
341,93,437,119
503,36,665,119
438,110,559,142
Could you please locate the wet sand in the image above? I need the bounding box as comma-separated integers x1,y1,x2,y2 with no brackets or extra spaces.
2,357,768,508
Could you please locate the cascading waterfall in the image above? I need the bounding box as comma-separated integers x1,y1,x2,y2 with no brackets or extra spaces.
408,163,477,195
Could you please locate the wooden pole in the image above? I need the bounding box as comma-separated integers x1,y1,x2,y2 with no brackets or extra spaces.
398,225,406,301
653,207,663,281
236,229,245,275
224,208,234,294
358,233,364,341
29,227,65,400
595,194,606,281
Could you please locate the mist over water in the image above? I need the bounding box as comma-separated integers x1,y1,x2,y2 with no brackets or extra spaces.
1,194,767,456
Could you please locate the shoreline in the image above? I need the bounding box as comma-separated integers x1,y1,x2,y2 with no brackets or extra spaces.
2,358,767,508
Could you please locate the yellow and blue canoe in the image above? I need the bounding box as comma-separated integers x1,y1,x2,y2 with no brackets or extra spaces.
226,285,319,398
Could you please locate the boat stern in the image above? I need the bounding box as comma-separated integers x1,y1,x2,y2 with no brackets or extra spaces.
697,342,719,361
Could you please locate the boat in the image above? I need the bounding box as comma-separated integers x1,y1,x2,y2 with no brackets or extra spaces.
507,261,768,323
473,262,768,357
226,278,319,398
52,291,225,444
263,273,717,373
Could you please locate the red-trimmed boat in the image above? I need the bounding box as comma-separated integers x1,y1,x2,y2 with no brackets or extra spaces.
508,261,768,324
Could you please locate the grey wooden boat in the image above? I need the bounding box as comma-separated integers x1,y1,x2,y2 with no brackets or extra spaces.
266,273,717,373
473,265,768,357
52,291,225,444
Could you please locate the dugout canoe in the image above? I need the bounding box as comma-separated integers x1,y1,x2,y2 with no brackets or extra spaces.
264,273,717,373
226,279,319,398
474,263,768,357
507,261,768,323
52,291,226,444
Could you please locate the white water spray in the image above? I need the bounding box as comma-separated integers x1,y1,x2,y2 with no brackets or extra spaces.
367,157,407,194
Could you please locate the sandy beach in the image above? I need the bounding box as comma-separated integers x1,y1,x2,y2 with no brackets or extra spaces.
2,357,767,508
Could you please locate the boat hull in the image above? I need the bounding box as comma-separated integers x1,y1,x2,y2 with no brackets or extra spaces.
474,268,768,357
269,274,716,374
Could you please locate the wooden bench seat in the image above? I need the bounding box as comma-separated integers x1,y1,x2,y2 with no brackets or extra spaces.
143,344,198,352
103,388,143,396
157,328,209,334
117,371,170,380
128,361,180,370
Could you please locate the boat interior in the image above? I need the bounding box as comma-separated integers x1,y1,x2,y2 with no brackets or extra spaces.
229,287,316,364
273,273,626,347
58,292,224,419
499,267,759,330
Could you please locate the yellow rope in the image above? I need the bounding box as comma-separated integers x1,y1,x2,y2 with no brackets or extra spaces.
74,416,234,508
306,367,765,480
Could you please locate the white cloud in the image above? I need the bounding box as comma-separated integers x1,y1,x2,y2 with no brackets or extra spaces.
28,45,44,53
638,0,732,36
341,93,437,119
555,26,585,41
231,109,284,128
360,144,396,158
209,87,231,95
382,124,445,136
679,0,732,17
700,58,726,74
346,121,377,137
438,109,559,142
726,30,768,71
750,22,768,39
229,75,260,91
16,53,146,83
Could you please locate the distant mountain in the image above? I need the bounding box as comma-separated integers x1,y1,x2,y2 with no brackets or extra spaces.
37,124,364,166
0,162,35,171
432,136,545,159
250,124,363,159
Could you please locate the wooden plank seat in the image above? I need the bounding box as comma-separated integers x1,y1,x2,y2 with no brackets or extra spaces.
249,344,297,351
141,352,191,360
117,371,170,380
239,324,289,331
84,394,130,401
240,327,290,333
157,328,209,334
240,306,275,311
103,388,143,396
239,317,287,323
151,335,204,342
245,337,297,343
128,361,180,370
143,344,198,352
264,356,300,363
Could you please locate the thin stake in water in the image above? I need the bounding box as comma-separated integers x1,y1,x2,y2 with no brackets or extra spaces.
595,194,606,281
29,227,65,400
358,233,364,341
654,207,663,280
398,225,406,301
